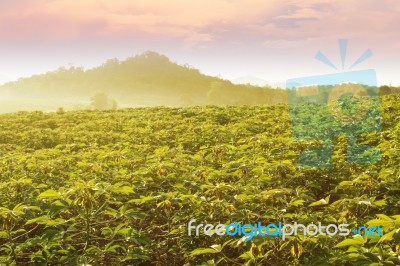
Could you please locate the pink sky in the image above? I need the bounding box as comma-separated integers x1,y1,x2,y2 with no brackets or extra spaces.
0,0,399,85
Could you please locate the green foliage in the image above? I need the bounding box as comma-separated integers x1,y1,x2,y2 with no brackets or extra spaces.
0,94,399,265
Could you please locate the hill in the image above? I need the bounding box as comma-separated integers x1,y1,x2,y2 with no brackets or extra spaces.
0,51,287,111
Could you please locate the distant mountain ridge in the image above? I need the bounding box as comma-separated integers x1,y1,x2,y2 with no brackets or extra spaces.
0,51,287,109
231,76,285,88
231,76,270,86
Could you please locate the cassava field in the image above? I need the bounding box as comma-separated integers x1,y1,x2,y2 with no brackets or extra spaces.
0,94,399,265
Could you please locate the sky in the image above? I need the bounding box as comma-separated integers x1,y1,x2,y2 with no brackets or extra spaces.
0,0,399,86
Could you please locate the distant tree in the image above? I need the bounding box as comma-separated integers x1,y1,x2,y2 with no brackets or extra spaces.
56,107,65,114
91,92,110,110
391,87,400,94
379,85,392,96
90,92,118,110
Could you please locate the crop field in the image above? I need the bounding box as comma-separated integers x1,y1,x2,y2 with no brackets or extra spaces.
0,94,399,265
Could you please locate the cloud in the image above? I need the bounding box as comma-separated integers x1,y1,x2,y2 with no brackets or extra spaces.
0,0,281,44
263,39,311,48
0,0,399,51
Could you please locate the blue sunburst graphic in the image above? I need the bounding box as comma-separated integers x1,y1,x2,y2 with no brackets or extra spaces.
315,39,373,70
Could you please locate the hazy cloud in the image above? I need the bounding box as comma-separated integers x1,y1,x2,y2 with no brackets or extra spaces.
0,0,399,48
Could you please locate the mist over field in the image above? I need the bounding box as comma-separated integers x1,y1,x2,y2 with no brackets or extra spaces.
0,51,291,113
0,50,399,114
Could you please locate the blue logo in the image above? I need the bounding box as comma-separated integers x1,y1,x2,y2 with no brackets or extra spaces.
286,39,382,168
